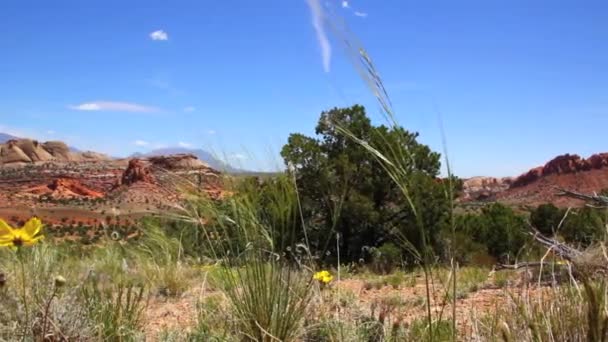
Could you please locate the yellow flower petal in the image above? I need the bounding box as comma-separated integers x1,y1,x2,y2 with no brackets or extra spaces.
0,239,13,247
22,217,42,237
22,235,43,246
0,219,14,238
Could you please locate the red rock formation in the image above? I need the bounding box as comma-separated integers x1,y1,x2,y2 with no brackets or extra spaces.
492,152,608,207
588,153,608,169
120,159,155,185
511,166,544,188
48,178,104,198
23,177,104,199
511,153,608,188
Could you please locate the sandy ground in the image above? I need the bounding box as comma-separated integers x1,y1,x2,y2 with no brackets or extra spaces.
142,273,543,340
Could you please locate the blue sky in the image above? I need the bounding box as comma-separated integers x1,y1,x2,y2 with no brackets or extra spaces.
1,0,607,177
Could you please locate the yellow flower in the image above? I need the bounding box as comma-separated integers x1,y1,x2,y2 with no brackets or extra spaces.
0,217,44,248
313,270,333,284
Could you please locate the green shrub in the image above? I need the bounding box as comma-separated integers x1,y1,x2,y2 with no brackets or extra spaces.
371,242,402,274
81,279,147,341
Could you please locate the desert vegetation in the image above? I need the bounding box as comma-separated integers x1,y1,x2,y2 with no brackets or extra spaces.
1,103,607,341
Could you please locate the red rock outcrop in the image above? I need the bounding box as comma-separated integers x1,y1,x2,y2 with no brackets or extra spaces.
490,152,608,207
23,177,104,199
120,159,155,185
48,178,104,198
511,153,608,188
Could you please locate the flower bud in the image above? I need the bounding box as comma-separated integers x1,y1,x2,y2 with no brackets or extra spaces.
54,275,66,287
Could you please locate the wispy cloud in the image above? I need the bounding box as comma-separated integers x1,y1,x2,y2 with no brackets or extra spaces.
306,0,331,73
340,0,368,19
69,101,159,113
183,106,196,112
134,140,149,147
207,130,216,135
229,153,247,160
149,30,169,41
178,141,192,148
46,130,56,135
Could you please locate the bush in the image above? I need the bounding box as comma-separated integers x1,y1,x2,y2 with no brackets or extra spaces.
370,242,401,274
560,207,606,247
530,203,565,236
454,203,528,262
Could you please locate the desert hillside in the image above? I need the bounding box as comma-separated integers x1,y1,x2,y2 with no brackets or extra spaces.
0,138,223,228
463,153,608,207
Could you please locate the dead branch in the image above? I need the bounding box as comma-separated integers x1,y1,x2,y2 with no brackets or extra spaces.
495,262,546,270
555,187,608,207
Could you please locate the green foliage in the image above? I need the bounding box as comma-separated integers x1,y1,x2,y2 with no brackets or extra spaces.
215,259,313,342
370,242,402,274
479,279,608,342
167,170,314,342
560,207,607,247
530,203,565,236
281,104,450,263
453,203,528,262
81,278,147,341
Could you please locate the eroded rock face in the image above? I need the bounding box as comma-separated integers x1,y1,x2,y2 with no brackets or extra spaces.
148,154,208,170
512,153,608,188
461,176,513,201
588,153,608,169
48,178,104,198
0,140,32,164
120,159,155,185
42,141,72,160
0,138,109,165
14,139,55,162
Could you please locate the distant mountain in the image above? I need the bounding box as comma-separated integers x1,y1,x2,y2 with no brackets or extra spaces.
131,147,246,173
0,132,19,143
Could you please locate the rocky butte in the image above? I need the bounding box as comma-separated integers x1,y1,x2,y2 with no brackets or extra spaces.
461,153,608,206
0,139,225,225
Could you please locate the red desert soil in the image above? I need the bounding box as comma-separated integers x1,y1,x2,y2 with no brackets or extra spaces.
143,274,545,340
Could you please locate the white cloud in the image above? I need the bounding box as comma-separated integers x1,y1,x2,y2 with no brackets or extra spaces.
46,130,56,135
178,141,192,148
134,140,149,147
306,0,331,73
69,101,158,113
354,11,368,17
149,30,169,41
341,0,349,8
207,130,216,135
183,106,196,112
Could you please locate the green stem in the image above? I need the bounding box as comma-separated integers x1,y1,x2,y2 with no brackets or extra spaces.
18,249,29,341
